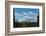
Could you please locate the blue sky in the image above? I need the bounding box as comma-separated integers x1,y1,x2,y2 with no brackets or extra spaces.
13,8,39,22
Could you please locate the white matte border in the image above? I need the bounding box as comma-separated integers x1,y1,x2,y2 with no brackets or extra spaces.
10,5,42,32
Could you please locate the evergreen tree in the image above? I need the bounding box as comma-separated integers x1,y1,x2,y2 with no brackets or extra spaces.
37,12,39,26
13,8,15,27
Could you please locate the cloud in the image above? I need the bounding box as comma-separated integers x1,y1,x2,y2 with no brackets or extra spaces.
15,12,32,19
28,11,35,16
23,12,28,15
28,11,33,14
15,12,37,22
28,11,37,16
15,13,23,16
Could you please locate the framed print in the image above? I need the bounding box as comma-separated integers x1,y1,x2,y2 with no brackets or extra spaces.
5,1,45,36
